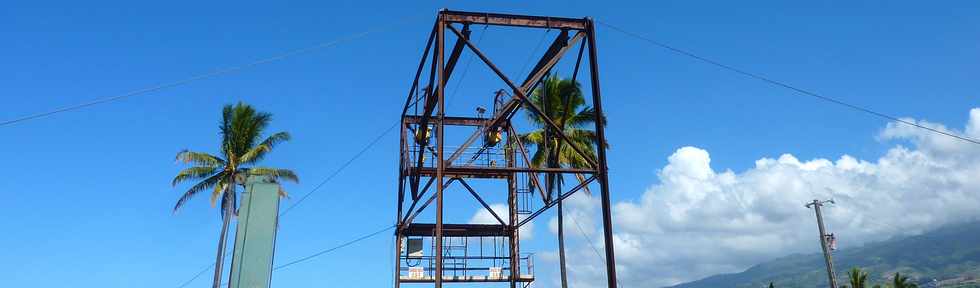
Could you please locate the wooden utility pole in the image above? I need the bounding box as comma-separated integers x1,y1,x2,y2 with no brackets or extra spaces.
806,199,838,288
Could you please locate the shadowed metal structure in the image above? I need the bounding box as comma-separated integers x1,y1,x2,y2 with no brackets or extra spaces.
395,10,617,288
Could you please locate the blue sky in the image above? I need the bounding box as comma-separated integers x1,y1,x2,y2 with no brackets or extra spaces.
1,1,978,287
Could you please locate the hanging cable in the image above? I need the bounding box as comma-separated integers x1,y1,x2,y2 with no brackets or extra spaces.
596,20,980,146
1,16,424,128
567,213,626,288
279,121,398,216
516,28,552,79
273,225,395,270
178,225,393,287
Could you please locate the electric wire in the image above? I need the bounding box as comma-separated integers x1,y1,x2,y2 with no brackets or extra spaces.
516,29,552,79
278,121,398,217
176,224,394,287
175,249,232,288
273,224,395,270
568,213,625,288
0,18,419,128
596,20,980,146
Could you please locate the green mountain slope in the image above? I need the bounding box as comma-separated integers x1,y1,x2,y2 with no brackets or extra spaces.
669,221,980,288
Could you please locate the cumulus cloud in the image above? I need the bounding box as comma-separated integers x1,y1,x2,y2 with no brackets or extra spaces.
556,108,980,288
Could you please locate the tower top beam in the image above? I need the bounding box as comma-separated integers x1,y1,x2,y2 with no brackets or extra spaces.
441,10,587,30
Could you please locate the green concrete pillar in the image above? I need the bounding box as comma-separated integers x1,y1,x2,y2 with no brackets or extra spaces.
229,175,281,288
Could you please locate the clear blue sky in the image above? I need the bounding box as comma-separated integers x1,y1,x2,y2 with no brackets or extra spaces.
1,1,978,287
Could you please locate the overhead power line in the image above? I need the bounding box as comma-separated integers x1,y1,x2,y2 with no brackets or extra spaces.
596,20,980,146
273,224,395,270
567,213,625,288
0,18,416,128
279,121,398,217
176,225,394,288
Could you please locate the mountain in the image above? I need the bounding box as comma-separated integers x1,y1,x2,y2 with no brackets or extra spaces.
669,221,980,288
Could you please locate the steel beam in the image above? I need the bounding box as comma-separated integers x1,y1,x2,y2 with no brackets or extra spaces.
586,18,619,288
441,10,587,30
517,175,596,227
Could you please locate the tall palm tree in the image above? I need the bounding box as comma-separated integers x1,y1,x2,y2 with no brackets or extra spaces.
848,267,870,288
891,272,918,288
520,74,605,288
171,102,298,288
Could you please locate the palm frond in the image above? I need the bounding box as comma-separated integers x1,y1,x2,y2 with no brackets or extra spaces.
172,166,220,187
210,179,230,208
173,172,225,213
248,167,299,183
239,131,291,165
175,150,225,167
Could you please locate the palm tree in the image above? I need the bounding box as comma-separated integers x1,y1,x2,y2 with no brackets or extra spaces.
520,74,605,288
171,102,298,288
891,272,918,288
849,267,870,288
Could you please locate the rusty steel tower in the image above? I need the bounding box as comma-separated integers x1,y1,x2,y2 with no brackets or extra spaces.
395,10,617,288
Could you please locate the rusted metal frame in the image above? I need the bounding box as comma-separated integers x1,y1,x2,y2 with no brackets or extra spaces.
443,30,585,165
444,24,471,83
401,122,417,201
532,30,575,205
506,127,519,288
456,178,507,226
489,31,585,131
447,25,598,171
403,178,456,228
522,29,569,85
411,35,440,200
412,25,471,202
398,122,407,226
405,115,488,126
441,10,587,30
434,17,447,288
407,24,469,116
585,18,618,288
446,31,580,165
516,175,596,228
415,166,596,175
402,22,437,117
402,223,508,237
506,124,549,204
402,176,435,224
416,24,469,120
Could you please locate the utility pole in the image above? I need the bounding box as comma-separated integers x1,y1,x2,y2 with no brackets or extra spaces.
806,199,838,288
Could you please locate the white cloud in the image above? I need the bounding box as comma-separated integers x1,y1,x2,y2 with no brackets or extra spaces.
556,108,980,288
469,203,534,240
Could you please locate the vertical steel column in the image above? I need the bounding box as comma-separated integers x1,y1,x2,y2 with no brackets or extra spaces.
395,120,405,288
585,17,619,288
506,122,519,288
433,13,446,288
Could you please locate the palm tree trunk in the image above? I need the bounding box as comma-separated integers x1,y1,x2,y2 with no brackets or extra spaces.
557,191,569,288
212,193,232,288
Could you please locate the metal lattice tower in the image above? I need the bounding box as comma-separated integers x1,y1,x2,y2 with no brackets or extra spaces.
394,10,617,288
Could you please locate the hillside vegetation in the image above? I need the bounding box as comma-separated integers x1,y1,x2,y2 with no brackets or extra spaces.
669,221,980,288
